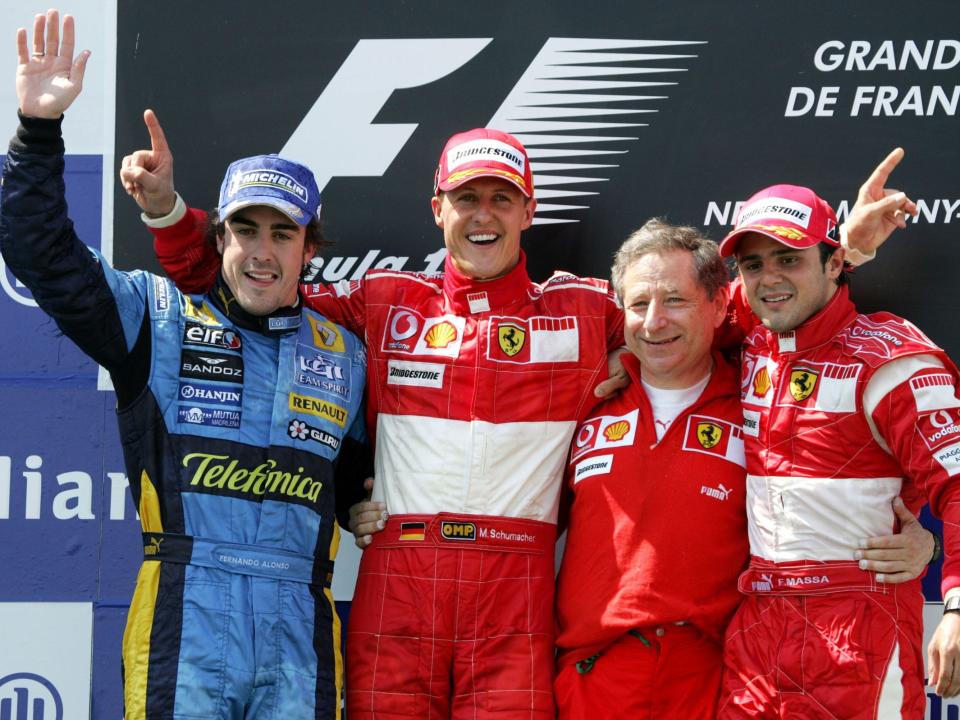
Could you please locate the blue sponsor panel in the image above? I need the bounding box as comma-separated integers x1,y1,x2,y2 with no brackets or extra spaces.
0,156,104,379
0,384,139,602
91,604,128,720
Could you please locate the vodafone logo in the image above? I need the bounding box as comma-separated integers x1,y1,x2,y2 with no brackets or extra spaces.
576,423,596,448
390,310,420,342
930,409,954,428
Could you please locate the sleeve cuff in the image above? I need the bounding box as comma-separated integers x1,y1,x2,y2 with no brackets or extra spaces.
141,193,187,228
840,223,876,267
11,111,64,155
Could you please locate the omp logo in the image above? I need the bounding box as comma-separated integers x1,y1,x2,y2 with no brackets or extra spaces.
282,37,705,225
0,673,64,720
441,521,476,541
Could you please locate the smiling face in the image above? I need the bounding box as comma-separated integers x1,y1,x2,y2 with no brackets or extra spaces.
621,249,727,389
735,233,843,333
430,178,536,281
216,205,311,316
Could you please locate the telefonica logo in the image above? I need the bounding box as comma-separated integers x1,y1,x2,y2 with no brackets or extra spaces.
0,673,64,720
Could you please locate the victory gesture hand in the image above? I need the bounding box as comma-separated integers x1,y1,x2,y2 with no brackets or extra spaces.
16,10,90,119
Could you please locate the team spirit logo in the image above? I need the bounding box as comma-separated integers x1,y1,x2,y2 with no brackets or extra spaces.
498,322,526,356
789,369,819,402
696,422,723,449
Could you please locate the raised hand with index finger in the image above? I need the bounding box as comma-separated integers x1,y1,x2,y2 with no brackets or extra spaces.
844,147,919,257
16,9,90,119
120,109,178,217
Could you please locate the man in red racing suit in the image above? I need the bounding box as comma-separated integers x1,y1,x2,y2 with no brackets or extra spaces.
133,126,623,719
554,220,748,719
717,183,960,718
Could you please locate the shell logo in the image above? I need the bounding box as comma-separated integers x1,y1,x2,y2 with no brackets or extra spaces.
425,321,458,349
754,224,806,242
752,367,771,397
603,420,630,441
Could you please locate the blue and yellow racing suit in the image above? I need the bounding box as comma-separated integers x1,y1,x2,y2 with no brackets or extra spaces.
0,113,367,719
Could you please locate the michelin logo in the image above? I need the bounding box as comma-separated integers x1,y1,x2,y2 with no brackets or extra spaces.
229,170,308,201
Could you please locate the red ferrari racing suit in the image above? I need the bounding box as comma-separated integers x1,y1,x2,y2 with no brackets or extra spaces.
720,286,960,719
151,209,624,719
554,351,748,719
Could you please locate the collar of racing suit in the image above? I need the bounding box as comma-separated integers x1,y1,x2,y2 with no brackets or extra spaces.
751,284,858,358
621,348,740,406
441,250,532,314
208,272,302,335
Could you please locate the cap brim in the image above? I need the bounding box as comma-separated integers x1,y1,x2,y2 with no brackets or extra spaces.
718,226,821,258
437,168,532,197
219,197,312,227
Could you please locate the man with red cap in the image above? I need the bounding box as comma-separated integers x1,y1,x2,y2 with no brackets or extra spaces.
126,124,624,719
124,110,928,716
717,184,960,718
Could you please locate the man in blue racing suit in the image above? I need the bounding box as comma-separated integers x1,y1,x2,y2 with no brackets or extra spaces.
0,11,367,719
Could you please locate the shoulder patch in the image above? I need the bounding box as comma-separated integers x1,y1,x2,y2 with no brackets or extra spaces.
839,313,939,367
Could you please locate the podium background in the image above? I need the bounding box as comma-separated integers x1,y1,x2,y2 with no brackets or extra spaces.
0,1,958,716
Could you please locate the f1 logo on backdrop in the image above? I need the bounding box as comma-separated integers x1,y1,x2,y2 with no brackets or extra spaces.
282,37,705,225
0,674,64,720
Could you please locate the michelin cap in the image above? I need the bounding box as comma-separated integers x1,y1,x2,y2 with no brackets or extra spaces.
434,128,534,197
718,184,839,257
218,154,321,226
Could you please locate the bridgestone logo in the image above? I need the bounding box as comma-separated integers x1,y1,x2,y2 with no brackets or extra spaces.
573,454,613,484
447,139,525,174
738,198,813,229
387,360,445,388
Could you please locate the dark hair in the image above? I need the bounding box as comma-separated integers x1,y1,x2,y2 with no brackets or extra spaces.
818,242,850,286
204,208,328,259
611,218,729,301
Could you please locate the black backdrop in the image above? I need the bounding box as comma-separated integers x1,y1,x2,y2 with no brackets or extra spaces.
114,0,959,356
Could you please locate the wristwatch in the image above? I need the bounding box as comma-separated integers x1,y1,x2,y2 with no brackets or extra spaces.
930,532,944,565
943,596,960,615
